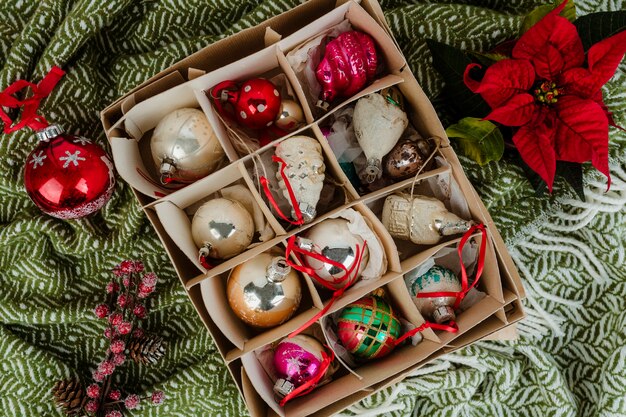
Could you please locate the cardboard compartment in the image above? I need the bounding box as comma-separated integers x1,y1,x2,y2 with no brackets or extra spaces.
280,1,406,119
187,45,311,161
287,203,402,317
108,72,229,199
316,77,446,199
199,240,322,354
242,128,351,232
152,162,281,282
363,163,476,261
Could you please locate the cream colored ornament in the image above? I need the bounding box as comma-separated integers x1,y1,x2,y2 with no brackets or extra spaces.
298,218,369,289
275,136,326,223
227,254,302,328
353,92,408,183
382,194,474,245
150,108,224,184
191,198,254,261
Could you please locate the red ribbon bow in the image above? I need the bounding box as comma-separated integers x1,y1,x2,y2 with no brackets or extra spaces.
0,66,65,134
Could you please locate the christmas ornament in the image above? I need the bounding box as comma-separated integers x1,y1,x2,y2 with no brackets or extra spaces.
275,99,305,131
316,31,378,108
298,218,369,289
210,78,282,129
54,260,166,416
337,294,401,360
354,92,408,183
227,254,302,328
405,265,461,323
191,198,254,263
275,136,326,223
383,136,433,180
24,125,115,219
150,108,224,185
382,194,474,245
273,334,327,399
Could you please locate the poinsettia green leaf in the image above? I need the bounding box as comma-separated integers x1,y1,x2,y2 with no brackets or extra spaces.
426,39,491,119
467,51,509,67
520,0,577,35
446,117,504,166
574,11,626,51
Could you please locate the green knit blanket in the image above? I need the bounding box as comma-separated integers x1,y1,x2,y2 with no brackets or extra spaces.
1,1,625,416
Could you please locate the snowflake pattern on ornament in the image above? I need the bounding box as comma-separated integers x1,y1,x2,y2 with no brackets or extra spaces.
29,151,47,169
73,137,92,145
59,150,86,168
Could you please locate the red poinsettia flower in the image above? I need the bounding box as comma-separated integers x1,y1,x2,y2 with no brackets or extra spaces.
464,0,626,191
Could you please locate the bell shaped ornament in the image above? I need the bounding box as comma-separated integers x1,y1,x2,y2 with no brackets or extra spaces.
275,136,326,223
382,194,474,245
150,108,224,185
227,254,302,328
404,265,461,323
353,93,408,183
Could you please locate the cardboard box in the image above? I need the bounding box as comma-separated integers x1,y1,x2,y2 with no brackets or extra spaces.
100,0,526,416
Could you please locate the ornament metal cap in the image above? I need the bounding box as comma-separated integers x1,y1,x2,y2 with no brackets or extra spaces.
294,203,316,224
199,243,214,260
159,157,176,185
434,218,476,236
296,237,314,252
364,158,381,183
36,124,64,142
266,256,291,283
273,378,295,398
432,305,455,324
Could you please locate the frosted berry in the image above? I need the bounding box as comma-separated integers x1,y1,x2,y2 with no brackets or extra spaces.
133,304,146,319
108,389,121,401
94,304,109,319
118,322,132,335
151,390,165,405
86,384,100,399
85,400,99,413
110,339,125,354
125,394,140,410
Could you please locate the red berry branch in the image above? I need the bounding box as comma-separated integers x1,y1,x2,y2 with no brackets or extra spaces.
52,260,166,417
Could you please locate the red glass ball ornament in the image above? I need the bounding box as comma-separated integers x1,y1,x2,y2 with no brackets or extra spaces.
23,125,115,219
210,78,282,130
316,31,378,105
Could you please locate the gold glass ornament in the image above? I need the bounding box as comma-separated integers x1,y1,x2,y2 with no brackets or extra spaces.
227,254,302,328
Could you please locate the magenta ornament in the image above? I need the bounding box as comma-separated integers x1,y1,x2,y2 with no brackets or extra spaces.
273,334,325,398
316,31,378,106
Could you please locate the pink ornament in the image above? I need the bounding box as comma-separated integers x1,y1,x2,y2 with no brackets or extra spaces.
316,31,378,105
210,78,282,130
24,125,115,219
272,335,326,398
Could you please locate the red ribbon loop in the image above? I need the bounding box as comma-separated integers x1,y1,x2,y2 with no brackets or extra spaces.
394,320,459,346
286,235,367,338
0,66,65,134
279,346,335,406
415,223,487,310
260,155,305,226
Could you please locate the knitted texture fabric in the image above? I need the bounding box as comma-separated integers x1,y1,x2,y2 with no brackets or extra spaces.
0,1,625,416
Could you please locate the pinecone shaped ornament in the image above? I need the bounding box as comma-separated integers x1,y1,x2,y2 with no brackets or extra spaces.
24,125,115,219
52,378,88,416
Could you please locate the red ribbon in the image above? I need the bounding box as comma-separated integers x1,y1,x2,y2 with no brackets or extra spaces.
416,223,487,309
0,66,65,134
286,235,367,338
395,320,458,346
279,347,335,407
260,155,305,226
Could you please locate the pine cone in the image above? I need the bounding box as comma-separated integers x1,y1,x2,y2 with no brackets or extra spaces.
52,378,88,416
128,335,166,365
